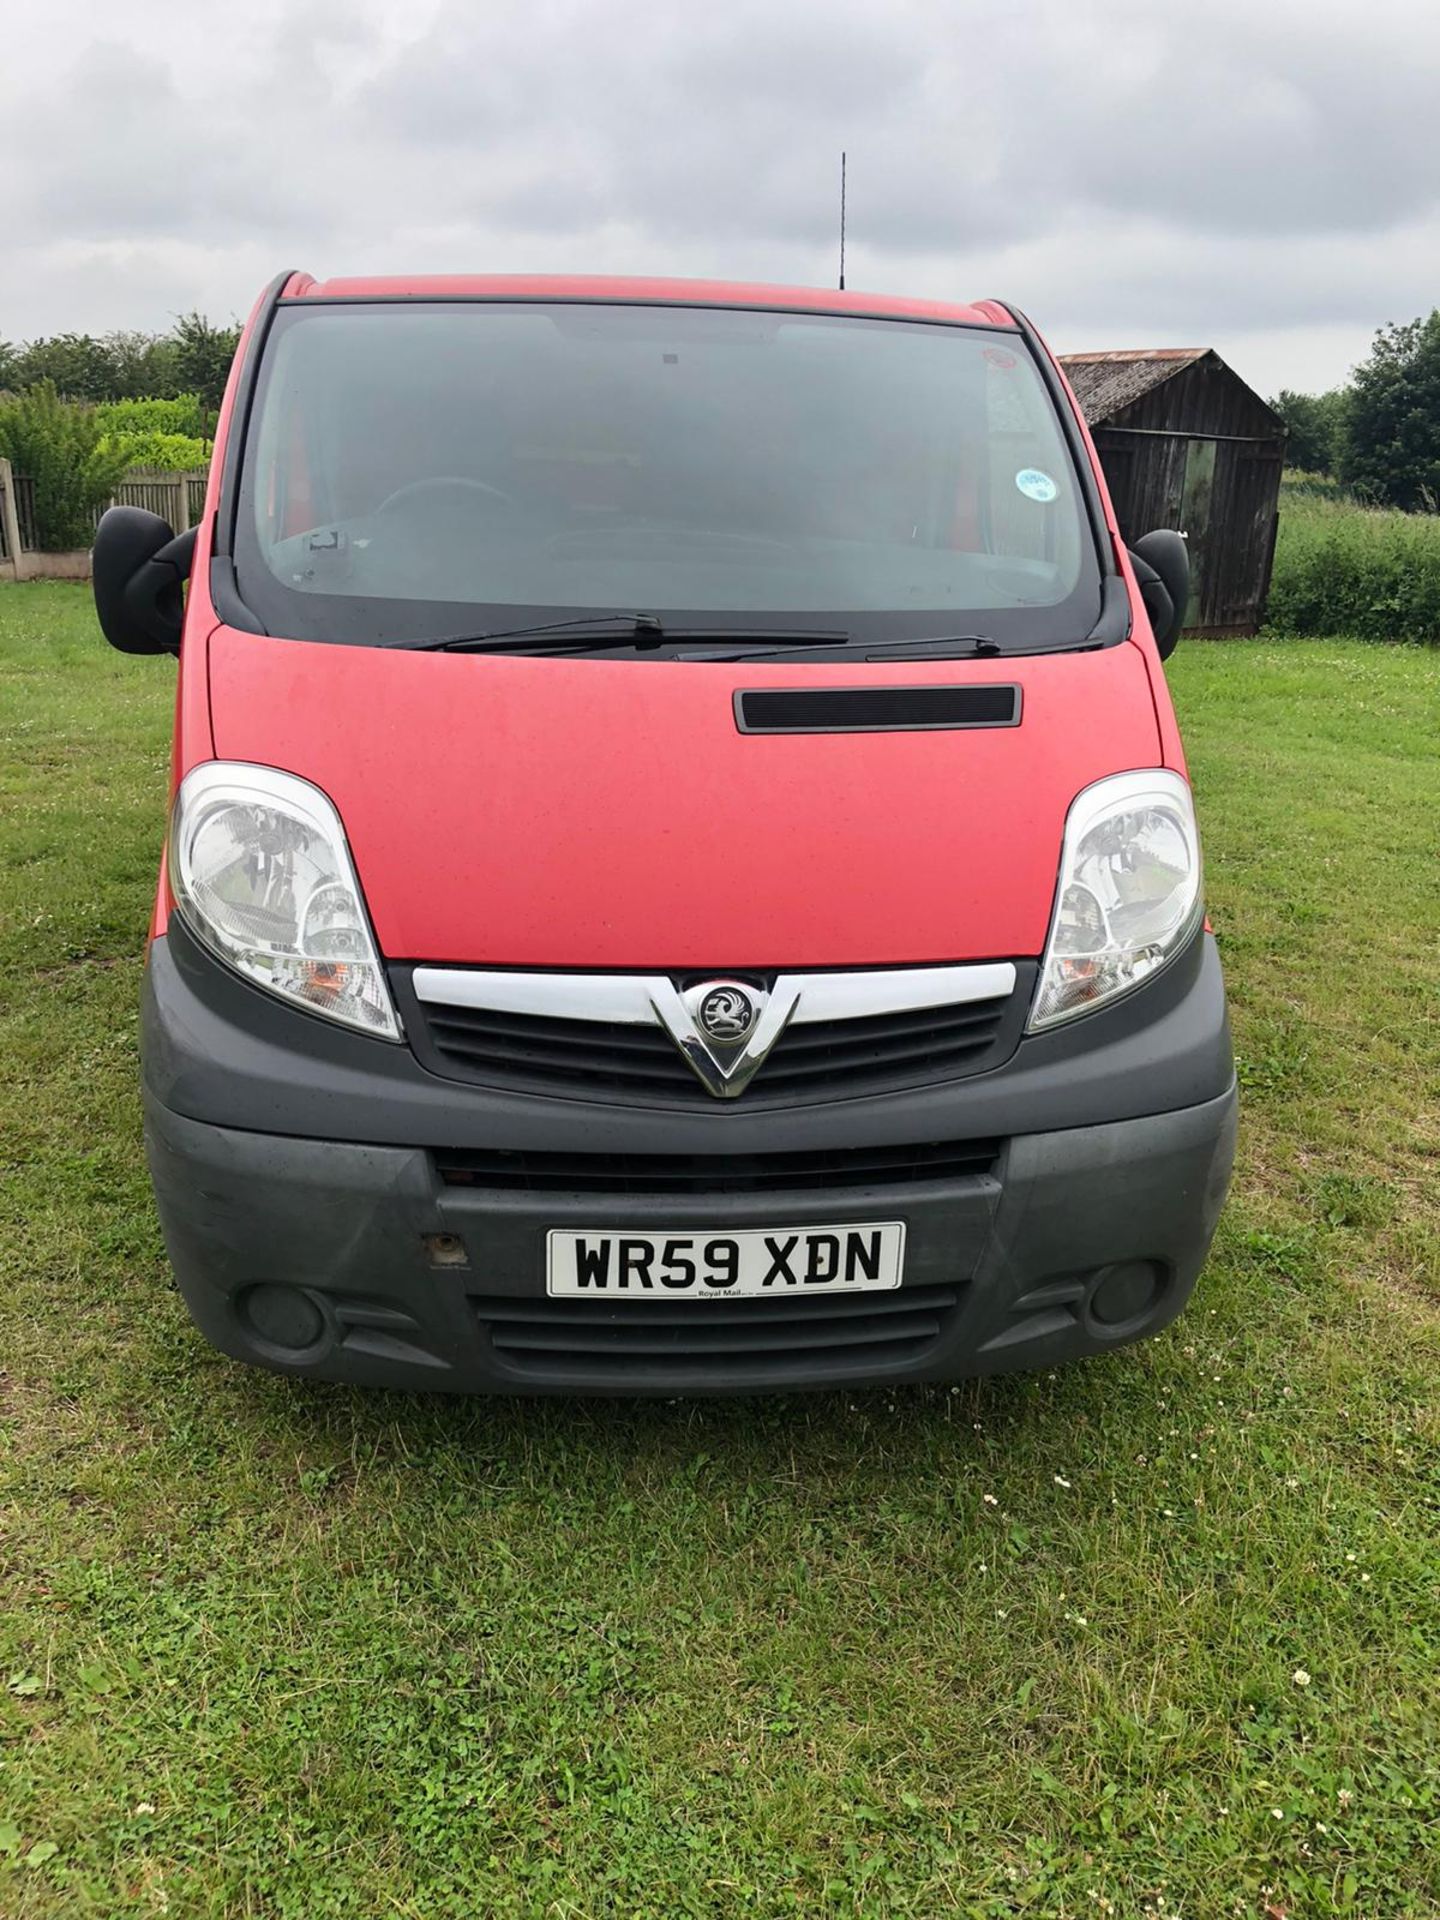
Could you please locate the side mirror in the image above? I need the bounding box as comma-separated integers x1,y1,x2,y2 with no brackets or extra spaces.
1129,530,1189,661
92,507,197,656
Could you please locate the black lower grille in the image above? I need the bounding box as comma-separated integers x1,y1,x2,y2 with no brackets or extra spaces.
435,1138,1000,1194
476,1284,961,1382
398,966,1033,1107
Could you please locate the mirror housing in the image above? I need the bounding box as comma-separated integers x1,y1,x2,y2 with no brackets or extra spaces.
92,507,197,656
1129,530,1189,661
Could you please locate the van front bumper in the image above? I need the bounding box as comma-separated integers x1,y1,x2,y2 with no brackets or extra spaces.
145,1085,1235,1393
140,921,1237,1395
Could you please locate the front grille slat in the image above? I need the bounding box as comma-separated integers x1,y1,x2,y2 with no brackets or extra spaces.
426,1022,675,1068
750,1030,996,1086
435,1138,1001,1194
428,1010,675,1057
475,1283,961,1381
479,1287,953,1327
400,964,1032,1107
774,1001,1006,1052
422,1039,684,1093
489,1309,946,1358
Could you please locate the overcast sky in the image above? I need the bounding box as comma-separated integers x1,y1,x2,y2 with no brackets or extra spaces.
3,0,1437,395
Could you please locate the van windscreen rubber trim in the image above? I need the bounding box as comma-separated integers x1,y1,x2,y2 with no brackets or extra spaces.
734,685,1021,734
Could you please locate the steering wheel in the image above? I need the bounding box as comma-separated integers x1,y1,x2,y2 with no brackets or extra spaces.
375,476,519,515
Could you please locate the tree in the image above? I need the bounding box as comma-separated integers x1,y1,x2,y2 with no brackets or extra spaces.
0,382,132,549
0,313,239,410
102,329,183,400
172,312,242,415
1342,312,1440,511
8,332,118,402
1269,387,1348,476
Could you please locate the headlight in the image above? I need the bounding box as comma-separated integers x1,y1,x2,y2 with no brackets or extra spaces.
1029,768,1202,1031
169,762,401,1040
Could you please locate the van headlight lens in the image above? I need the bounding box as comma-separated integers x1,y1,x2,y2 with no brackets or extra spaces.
169,762,401,1040
1029,769,1202,1031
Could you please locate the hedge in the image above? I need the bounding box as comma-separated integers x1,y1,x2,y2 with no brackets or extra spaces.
1266,479,1440,643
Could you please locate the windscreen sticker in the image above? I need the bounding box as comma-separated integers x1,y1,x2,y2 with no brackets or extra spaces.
1015,468,1058,503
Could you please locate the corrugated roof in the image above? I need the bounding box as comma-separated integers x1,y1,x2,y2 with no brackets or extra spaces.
1058,347,1210,423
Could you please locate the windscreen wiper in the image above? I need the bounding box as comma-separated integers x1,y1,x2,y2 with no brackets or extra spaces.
396,617,849,657
682,632,1004,663
857,633,1003,660
401,613,666,652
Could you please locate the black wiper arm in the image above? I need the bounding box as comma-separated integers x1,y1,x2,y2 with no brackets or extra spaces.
858,632,1003,659
702,632,1003,663
397,618,850,657
404,612,666,653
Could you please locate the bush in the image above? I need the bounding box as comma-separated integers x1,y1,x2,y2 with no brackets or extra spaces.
102,431,212,471
1277,468,1346,501
96,393,213,472
0,382,132,550
96,394,210,441
95,395,212,473
1266,483,1440,642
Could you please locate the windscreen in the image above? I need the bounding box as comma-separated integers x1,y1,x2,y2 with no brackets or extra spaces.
236,302,1101,647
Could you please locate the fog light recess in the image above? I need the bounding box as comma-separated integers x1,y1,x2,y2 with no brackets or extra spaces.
1086,1261,1165,1333
237,1282,332,1359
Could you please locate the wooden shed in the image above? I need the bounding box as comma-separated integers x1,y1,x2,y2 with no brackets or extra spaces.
1058,348,1286,636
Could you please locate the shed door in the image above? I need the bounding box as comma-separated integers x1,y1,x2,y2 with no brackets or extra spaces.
1213,446,1284,632
1178,438,1217,630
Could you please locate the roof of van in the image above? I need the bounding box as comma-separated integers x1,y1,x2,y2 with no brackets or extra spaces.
284,274,1009,329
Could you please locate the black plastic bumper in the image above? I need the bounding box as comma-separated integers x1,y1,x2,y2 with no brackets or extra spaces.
140,924,1237,1394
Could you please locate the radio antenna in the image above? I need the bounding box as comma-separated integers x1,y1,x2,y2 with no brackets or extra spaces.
838,151,847,290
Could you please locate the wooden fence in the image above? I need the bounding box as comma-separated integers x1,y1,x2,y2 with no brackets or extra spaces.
109,468,210,534
0,461,209,578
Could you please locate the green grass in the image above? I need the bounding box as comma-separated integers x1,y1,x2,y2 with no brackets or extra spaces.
1269,481,1440,642
2,583,1437,1919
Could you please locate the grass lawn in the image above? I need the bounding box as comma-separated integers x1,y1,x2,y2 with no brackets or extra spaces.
1,582,1437,1919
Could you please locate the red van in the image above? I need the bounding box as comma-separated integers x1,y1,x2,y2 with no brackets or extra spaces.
93,273,1236,1395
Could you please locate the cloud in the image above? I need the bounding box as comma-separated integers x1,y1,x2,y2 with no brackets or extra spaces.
1,0,1437,393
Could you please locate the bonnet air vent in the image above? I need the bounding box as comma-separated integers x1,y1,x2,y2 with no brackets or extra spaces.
735,684,1022,734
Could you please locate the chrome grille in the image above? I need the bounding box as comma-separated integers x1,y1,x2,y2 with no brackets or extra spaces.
397,962,1032,1106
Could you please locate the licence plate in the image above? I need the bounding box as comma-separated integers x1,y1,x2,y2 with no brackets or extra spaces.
546,1222,905,1298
